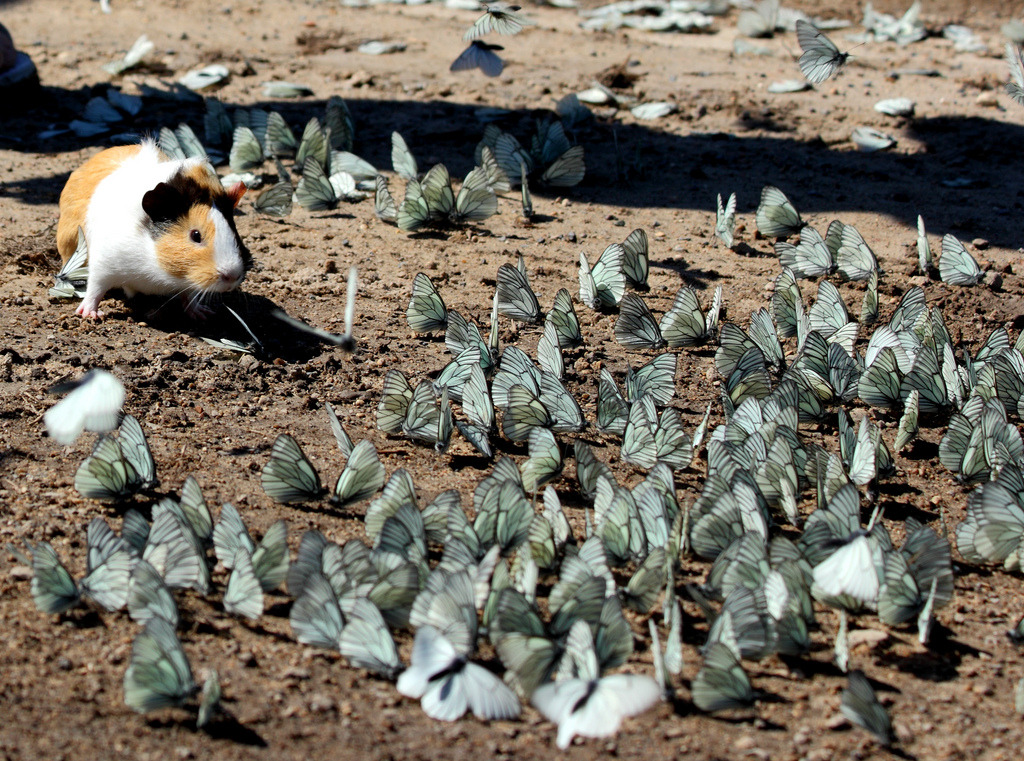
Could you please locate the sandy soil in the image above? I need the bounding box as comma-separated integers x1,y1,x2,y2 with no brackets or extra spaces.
3,0,1024,759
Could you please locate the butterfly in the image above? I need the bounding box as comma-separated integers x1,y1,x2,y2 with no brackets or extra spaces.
374,174,398,222
531,622,662,749
621,228,650,290
45,369,124,446
295,117,329,172
756,185,803,238
691,642,754,712
796,20,851,84
1006,43,1024,106
127,559,179,627
391,131,419,180
546,288,583,348
253,178,293,217
74,417,157,502
325,96,355,152
377,370,444,445
464,4,533,39
228,125,265,172
397,625,520,721
715,192,737,248
520,428,563,493
406,273,448,333
333,439,386,506
451,169,498,225
123,618,197,714
49,226,90,299
450,41,505,77
660,285,722,347
497,258,542,323
295,157,366,211
579,245,627,310
841,671,894,745
614,293,670,351
260,434,324,503
938,234,982,286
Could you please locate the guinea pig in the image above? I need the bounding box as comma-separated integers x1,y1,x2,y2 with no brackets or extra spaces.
56,140,250,319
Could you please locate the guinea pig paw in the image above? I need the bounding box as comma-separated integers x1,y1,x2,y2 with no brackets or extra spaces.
183,300,216,321
76,303,104,319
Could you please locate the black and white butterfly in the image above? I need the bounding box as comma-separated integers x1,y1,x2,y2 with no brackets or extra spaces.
407,273,448,333
579,245,626,310
49,226,89,300
796,20,851,84
450,41,505,77
841,670,894,746
938,234,982,286
497,258,542,323
715,192,737,248
530,621,662,749
756,185,803,238
397,625,520,721
261,434,324,503
123,618,197,714
1006,42,1024,107
464,4,533,40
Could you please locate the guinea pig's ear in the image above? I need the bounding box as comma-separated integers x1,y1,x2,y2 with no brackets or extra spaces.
142,182,190,224
227,182,247,208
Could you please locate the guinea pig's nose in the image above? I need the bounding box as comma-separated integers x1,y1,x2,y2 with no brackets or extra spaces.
218,268,243,287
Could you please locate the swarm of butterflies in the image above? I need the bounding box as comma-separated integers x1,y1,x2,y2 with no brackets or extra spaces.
29,9,1024,747
150,88,584,234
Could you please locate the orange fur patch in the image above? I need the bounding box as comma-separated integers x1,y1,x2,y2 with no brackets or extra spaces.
57,144,143,262
154,207,219,287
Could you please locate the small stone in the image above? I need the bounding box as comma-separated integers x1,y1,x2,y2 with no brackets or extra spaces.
976,91,999,107
848,628,889,648
826,712,849,730
8,564,31,581
733,736,757,750
972,238,989,250
894,722,915,743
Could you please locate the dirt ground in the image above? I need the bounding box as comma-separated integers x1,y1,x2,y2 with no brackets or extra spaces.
3,0,1024,758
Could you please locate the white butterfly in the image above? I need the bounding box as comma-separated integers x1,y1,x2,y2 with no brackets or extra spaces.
44,369,125,446
396,625,520,721
796,20,850,84
531,621,661,748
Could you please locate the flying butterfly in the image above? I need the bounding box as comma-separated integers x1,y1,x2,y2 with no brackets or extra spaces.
397,625,520,722
464,4,533,40
796,20,851,84
45,368,124,446
450,41,505,78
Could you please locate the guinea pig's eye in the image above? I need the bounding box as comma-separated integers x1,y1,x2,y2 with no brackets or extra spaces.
189,229,202,244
